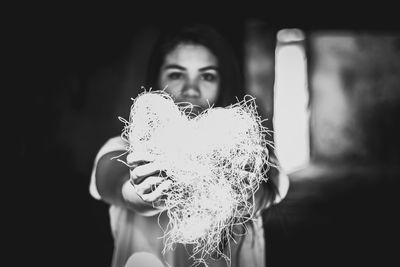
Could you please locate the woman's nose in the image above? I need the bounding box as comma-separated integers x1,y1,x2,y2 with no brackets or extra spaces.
182,81,200,98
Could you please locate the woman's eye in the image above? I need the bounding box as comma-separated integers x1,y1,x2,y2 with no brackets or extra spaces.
201,73,217,82
168,72,183,80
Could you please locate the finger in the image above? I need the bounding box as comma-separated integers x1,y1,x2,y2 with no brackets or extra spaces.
243,162,255,172
236,169,256,182
135,176,165,196
142,180,173,203
130,162,163,184
234,170,258,198
130,169,164,186
127,151,155,166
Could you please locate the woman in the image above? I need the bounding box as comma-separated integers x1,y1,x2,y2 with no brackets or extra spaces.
89,23,289,267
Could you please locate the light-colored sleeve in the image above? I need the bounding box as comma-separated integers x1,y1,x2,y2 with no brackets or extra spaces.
266,151,290,205
89,136,128,200
270,164,290,205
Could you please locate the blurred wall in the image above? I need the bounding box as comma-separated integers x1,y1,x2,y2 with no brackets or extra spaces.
265,30,400,267
308,32,400,164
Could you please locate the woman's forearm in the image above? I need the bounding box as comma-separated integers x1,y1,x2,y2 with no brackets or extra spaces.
95,151,161,216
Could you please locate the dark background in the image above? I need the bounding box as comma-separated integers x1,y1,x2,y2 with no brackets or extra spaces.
18,4,399,267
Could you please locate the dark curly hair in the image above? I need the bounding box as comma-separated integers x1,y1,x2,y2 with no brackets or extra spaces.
144,22,244,108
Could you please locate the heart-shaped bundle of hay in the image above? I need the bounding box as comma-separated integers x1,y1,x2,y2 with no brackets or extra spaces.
120,89,271,265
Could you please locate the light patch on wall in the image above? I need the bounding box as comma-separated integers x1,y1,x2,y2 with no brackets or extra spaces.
274,29,310,173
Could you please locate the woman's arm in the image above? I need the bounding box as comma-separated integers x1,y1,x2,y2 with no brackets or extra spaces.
252,150,290,216
95,150,162,216
269,165,290,204
268,151,290,205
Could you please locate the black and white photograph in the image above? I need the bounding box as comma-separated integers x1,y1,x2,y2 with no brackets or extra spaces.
19,4,400,267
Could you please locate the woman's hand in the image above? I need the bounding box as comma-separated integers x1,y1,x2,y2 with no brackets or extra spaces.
121,152,172,215
130,161,172,205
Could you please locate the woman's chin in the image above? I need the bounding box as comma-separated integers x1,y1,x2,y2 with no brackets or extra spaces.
175,102,204,117
184,105,204,118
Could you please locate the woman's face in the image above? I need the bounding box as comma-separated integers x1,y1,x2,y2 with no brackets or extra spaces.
159,44,220,112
